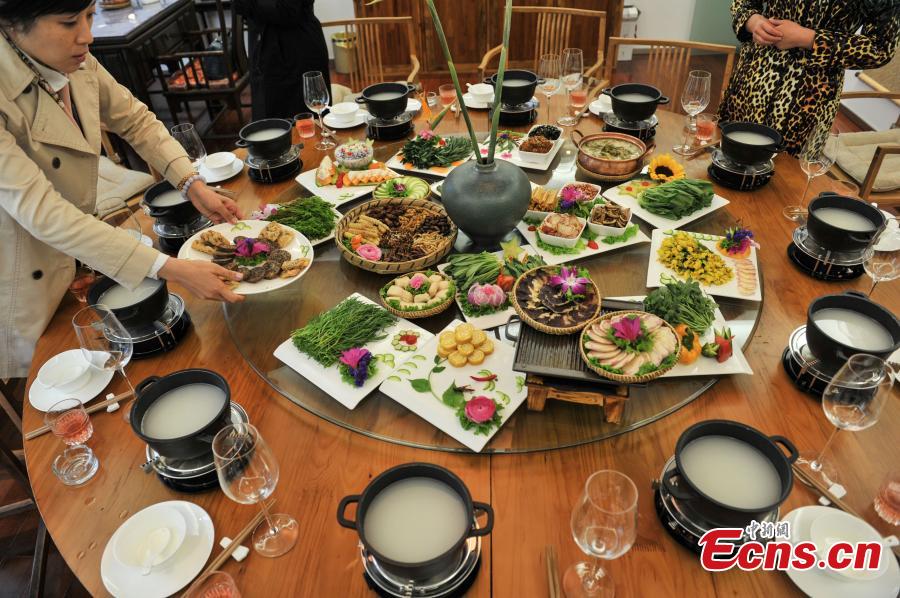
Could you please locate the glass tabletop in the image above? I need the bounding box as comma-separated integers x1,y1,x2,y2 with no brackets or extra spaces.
223,136,763,453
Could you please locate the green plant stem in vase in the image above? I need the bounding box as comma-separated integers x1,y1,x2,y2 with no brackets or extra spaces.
486,0,513,163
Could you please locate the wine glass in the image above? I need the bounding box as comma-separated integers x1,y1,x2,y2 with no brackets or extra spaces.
557,48,583,126
538,53,561,124
183,571,241,598
303,71,334,151
563,470,638,598
73,305,135,420
783,132,840,222
45,398,99,486
672,70,711,155
170,123,207,169
864,225,900,297
796,353,894,486
212,423,298,557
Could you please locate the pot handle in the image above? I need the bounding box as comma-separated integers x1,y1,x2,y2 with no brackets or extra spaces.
355,96,367,104
405,84,416,95
571,129,585,148
135,375,160,397
601,87,612,97
771,139,786,152
769,435,799,464
469,501,494,537
337,494,361,529
662,468,696,501
483,76,494,85
718,120,731,129
536,78,546,85
235,139,248,148
504,315,521,342
656,95,670,105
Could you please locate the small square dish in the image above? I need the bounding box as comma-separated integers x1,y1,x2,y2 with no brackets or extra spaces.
538,213,586,248
588,201,632,237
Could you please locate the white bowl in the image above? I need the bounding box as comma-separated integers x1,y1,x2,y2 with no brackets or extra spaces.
518,146,553,164
587,202,632,238
37,352,90,394
113,503,188,570
538,215,585,248
809,509,888,582
330,102,359,124
204,152,236,177
467,83,494,103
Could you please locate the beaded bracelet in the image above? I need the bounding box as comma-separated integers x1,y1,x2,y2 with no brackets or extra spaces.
180,172,206,199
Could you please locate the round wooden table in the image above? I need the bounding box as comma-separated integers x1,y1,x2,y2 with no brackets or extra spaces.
23,95,900,597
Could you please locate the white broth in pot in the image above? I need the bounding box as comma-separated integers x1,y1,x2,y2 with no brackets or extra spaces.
363,477,469,563
150,190,187,207
141,383,227,440
615,93,655,102
243,128,287,142
726,131,775,145
99,278,163,309
813,308,894,352
679,435,782,510
812,208,876,232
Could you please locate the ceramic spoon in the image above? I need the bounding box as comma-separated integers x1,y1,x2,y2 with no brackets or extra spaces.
140,527,172,576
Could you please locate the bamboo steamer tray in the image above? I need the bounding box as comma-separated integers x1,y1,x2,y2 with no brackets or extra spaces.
579,311,681,383
510,266,601,335
379,272,455,319
336,197,457,274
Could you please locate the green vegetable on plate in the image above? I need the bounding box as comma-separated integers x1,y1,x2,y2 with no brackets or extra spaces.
638,179,713,220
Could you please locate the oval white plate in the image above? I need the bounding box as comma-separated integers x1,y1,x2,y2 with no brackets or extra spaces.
29,350,114,412
199,158,244,184
323,109,370,129
588,95,612,117
177,220,314,295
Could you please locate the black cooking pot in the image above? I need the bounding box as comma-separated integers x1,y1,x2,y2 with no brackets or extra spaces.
807,193,887,252
806,291,900,372
337,463,493,581
87,275,169,331
235,118,294,161
719,121,784,165
663,420,798,524
484,70,544,106
602,83,669,122
142,180,201,226
356,82,416,120
131,369,232,460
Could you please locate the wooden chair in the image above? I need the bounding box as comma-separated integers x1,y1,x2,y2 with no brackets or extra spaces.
153,0,250,142
478,7,607,81
320,17,420,92
602,37,736,111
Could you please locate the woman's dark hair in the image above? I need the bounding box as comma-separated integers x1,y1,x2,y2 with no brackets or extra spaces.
0,0,94,30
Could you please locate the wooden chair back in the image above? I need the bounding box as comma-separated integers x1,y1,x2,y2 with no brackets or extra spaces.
320,17,420,92
479,7,607,81
604,38,736,112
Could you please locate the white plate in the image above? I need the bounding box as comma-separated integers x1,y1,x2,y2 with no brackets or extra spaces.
605,296,753,377
378,319,528,452
436,246,542,330
385,138,474,179
782,506,900,598
602,179,730,230
273,293,433,410
455,93,494,110
199,157,244,184
323,109,370,129
646,229,762,302
101,501,214,598
430,181,444,197
295,166,399,207
177,220,313,295
588,95,612,117
29,350,114,412
516,220,650,266
479,126,565,171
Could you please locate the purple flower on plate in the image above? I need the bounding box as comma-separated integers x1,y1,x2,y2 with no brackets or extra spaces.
548,266,590,298
235,238,270,257
612,315,642,342
340,347,374,387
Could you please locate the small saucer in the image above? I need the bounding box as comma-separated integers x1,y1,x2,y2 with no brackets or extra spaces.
458,93,493,110
588,96,612,117
324,110,370,129
199,158,244,184
406,98,422,113
29,350,115,412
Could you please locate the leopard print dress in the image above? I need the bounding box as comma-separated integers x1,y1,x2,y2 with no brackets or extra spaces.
719,0,900,155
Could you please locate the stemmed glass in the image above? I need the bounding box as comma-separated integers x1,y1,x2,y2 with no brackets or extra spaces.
170,123,207,169
538,53,561,124
863,225,900,297
796,353,894,486
783,132,839,222
212,423,298,557
672,70,711,155
45,398,98,486
303,71,334,151
563,470,638,598
557,48,583,126
73,305,135,419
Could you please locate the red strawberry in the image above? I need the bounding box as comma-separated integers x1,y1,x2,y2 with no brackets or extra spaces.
528,225,537,232
714,328,733,362
587,240,599,249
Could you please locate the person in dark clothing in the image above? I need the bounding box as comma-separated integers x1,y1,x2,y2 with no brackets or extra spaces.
233,0,331,120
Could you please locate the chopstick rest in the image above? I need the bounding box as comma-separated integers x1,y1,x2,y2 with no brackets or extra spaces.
219,537,250,562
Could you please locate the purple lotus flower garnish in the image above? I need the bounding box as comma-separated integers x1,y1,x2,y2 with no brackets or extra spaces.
548,266,590,298
612,315,642,342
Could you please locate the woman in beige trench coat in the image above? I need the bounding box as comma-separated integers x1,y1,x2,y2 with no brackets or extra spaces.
1,0,246,378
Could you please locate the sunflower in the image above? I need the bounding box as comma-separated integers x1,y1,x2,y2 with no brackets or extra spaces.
648,154,686,182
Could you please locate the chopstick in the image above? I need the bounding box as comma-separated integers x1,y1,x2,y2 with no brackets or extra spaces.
212,186,238,200
197,500,275,578
545,545,560,598
25,390,133,441
686,140,720,161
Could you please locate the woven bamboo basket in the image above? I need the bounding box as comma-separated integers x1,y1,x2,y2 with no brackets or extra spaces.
336,197,457,274
379,272,455,319
510,266,601,335
579,311,681,383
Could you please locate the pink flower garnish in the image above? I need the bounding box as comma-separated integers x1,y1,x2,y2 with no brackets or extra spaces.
250,204,280,220
409,273,427,289
419,129,435,141
612,315,642,342
548,266,589,298
467,283,506,307
356,243,382,261
339,347,369,370
235,238,270,257
464,396,497,423
560,186,583,203
480,148,489,156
